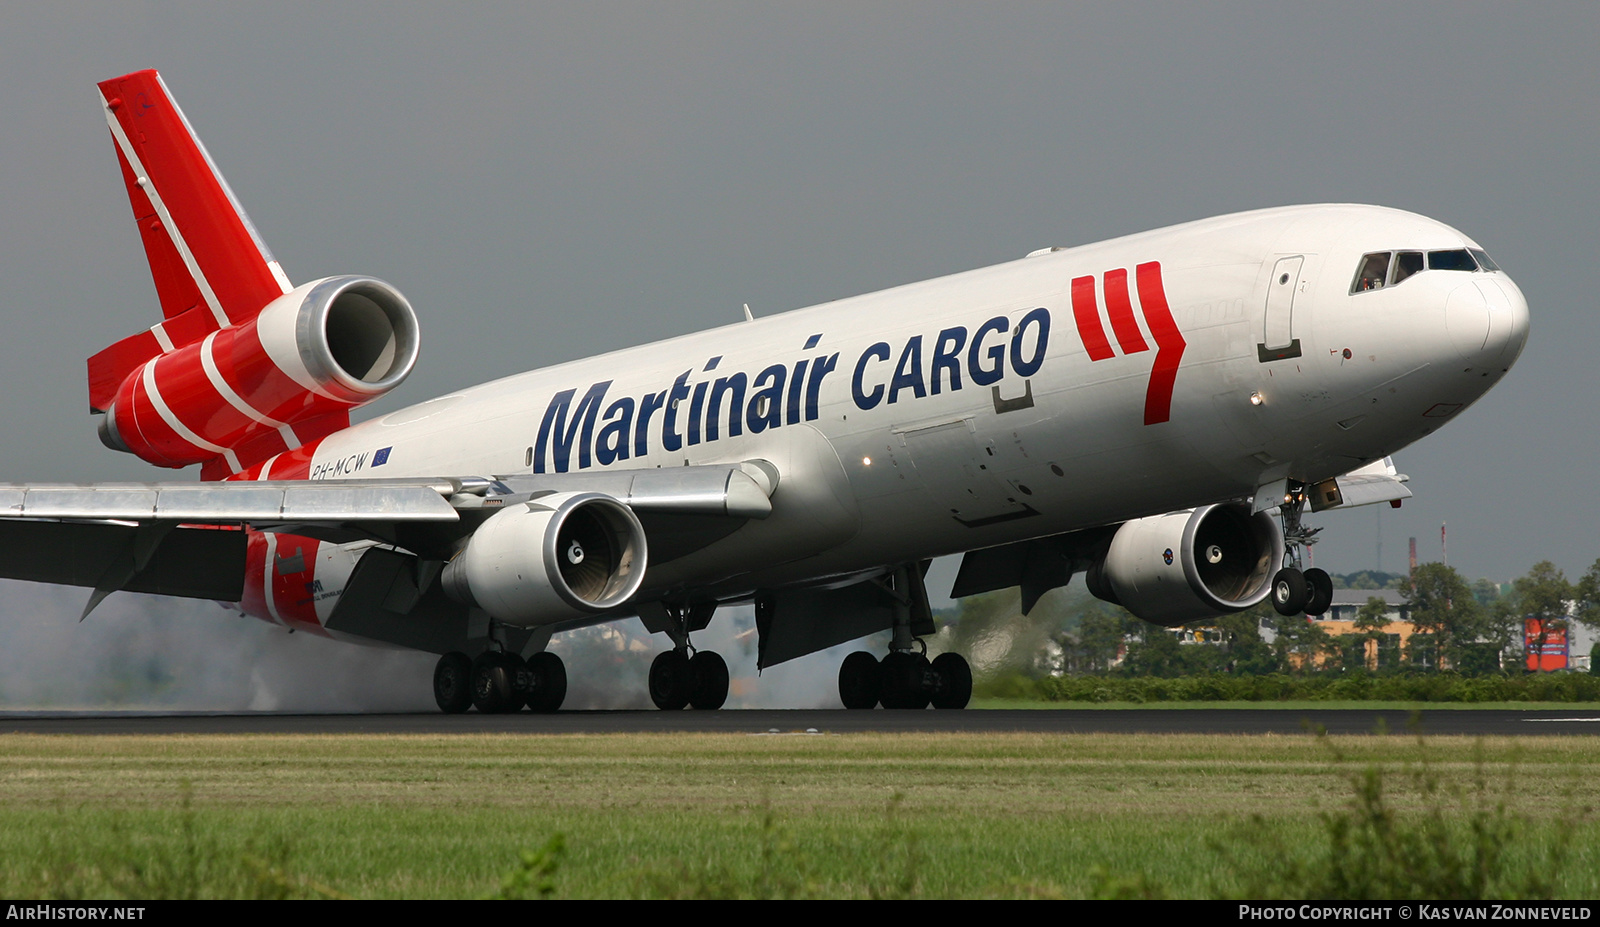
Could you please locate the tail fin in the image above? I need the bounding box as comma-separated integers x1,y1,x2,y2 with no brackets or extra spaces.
87,70,293,412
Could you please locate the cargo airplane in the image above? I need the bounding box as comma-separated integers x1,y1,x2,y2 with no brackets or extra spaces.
0,70,1528,712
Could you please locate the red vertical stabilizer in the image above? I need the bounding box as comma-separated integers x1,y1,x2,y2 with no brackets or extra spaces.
87,69,292,414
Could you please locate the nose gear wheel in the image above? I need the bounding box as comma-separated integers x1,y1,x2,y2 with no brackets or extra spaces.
1274,483,1333,618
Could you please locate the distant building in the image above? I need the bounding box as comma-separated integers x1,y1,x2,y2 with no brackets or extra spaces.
1321,588,1408,624
1301,589,1413,670
1312,589,1597,673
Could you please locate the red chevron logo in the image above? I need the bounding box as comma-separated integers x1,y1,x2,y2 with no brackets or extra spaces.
1070,261,1186,425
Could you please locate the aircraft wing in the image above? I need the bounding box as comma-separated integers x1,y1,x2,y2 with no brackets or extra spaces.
0,464,775,612
1309,457,1412,511
0,480,461,523
0,463,773,526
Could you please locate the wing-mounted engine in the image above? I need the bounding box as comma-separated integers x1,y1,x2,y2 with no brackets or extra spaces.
442,492,648,627
96,276,419,473
1085,503,1283,626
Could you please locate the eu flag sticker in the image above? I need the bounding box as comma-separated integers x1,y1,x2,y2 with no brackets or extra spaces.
373,446,392,466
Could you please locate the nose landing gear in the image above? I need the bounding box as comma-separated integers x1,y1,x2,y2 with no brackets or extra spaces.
1271,483,1333,618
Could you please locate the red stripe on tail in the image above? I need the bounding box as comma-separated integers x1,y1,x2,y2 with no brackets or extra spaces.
98,71,286,327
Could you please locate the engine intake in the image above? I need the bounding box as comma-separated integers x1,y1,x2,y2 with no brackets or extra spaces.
281,276,419,402
1086,503,1283,626
443,492,648,627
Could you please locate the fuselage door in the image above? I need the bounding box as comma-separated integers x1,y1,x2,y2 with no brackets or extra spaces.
1259,255,1305,361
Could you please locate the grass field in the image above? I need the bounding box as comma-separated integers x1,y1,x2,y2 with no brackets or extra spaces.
970,699,1600,710
1,731,1596,899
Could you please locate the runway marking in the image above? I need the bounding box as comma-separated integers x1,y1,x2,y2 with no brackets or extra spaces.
1523,718,1600,722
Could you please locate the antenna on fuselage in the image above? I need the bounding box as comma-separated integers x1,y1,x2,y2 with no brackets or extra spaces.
742,303,755,322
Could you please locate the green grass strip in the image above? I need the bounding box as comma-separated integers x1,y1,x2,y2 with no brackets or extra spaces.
1,731,1597,898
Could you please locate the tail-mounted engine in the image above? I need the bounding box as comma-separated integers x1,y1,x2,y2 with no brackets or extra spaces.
442,492,648,627
96,275,419,473
1085,503,1283,626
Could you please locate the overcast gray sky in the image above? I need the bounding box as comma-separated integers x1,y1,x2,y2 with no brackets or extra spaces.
1,2,1593,593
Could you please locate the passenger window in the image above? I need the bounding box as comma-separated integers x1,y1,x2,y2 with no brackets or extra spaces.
1428,249,1478,272
1391,251,1424,285
1351,252,1391,293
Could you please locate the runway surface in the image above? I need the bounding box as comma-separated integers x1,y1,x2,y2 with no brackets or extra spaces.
4,708,1600,736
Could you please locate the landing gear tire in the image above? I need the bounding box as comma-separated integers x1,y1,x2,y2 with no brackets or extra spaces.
929,653,972,710
879,651,931,710
1304,568,1334,617
688,651,729,711
1272,568,1310,616
524,651,568,713
839,651,882,709
471,652,523,714
649,650,693,710
434,652,473,714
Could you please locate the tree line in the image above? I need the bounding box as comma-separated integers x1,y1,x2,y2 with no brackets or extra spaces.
939,559,1600,681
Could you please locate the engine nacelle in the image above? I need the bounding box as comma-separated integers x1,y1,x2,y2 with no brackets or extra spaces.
442,492,648,627
1086,503,1283,626
99,275,419,470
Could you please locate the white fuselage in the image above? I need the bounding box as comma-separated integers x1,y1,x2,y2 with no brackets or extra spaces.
283,204,1527,608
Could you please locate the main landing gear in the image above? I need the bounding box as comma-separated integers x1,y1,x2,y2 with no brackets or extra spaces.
1269,483,1333,618
433,648,568,714
838,647,972,710
648,600,730,710
837,562,972,710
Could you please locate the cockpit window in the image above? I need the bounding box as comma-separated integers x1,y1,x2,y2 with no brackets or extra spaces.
1352,252,1390,292
1392,251,1424,285
1428,249,1478,272
1351,247,1497,294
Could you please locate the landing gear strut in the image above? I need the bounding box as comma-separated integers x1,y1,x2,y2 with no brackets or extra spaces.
836,562,972,709
649,601,729,710
1271,483,1333,617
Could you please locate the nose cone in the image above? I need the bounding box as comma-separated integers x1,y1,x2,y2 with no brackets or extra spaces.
1445,275,1529,370
1481,274,1530,370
